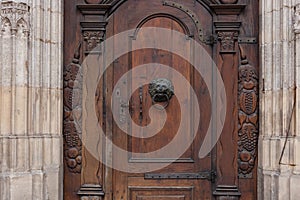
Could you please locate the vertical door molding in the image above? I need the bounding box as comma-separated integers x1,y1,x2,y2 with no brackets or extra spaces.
210,3,246,199
75,3,111,200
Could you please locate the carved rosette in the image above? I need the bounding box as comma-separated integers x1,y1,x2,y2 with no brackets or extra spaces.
63,44,83,173
0,1,30,37
217,31,238,53
237,56,258,178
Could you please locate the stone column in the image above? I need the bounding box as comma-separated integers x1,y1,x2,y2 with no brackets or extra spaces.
259,0,300,199
0,0,63,199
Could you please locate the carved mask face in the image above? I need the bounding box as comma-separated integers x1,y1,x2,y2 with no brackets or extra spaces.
148,78,174,102
239,65,258,90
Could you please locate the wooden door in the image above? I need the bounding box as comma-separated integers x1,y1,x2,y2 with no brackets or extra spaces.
110,3,213,199
63,0,259,200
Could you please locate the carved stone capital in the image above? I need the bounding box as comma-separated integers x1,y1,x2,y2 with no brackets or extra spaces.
294,5,300,34
0,1,30,37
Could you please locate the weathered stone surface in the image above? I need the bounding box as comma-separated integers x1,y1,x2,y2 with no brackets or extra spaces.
291,175,300,200
259,0,300,199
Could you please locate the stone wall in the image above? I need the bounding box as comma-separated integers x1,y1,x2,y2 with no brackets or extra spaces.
259,0,300,199
0,0,63,199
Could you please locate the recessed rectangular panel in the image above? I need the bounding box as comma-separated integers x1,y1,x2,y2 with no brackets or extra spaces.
136,195,185,200
129,187,193,200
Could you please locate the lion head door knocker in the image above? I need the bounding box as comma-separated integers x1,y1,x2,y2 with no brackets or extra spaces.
148,78,174,109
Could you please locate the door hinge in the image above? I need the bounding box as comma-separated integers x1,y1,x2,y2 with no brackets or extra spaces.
145,171,216,182
238,37,257,44
203,35,257,44
204,35,217,45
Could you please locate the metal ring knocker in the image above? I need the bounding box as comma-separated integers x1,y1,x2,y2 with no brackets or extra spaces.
151,93,170,110
148,78,174,110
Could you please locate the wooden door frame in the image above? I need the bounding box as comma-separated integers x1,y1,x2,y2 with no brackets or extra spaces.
63,0,259,199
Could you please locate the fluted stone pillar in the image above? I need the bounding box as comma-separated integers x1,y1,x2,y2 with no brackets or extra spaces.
259,0,300,199
0,0,63,199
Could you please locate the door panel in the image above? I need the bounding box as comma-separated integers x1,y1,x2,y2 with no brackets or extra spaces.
110,1,212,199
129,19,193,161
129,186,193,200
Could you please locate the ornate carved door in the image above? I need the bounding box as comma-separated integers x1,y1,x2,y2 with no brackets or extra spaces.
63,0,259,200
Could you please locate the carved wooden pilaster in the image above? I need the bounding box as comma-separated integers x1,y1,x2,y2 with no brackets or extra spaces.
211,4,245,198
76,3,111,199
212,0,259,183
